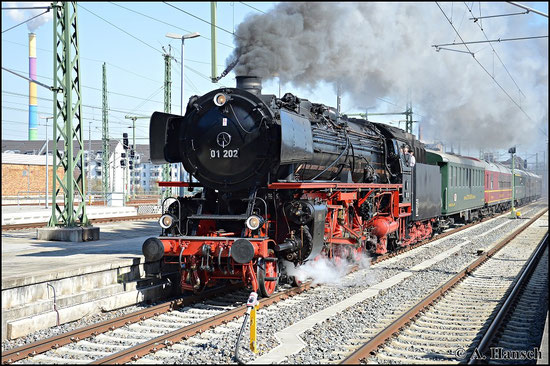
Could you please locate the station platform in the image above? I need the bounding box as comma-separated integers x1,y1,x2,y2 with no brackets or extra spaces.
1,218,171,341
1,205,138,226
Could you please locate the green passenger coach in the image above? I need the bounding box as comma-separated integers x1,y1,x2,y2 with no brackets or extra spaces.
425,150,485,222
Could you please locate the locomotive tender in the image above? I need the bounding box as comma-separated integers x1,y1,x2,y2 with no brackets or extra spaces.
143,76,542,297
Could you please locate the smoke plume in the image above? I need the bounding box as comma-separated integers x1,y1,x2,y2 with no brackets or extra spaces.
4,2,53,32
229,2,548,150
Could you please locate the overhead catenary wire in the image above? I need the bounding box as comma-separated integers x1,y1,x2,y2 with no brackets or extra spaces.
162,2,241,39
1,7,50,34
2,90,174,116
0,39,163,84
108,1,234,49
469,10,529,20
239,2,267,14
506,1,548,18
464,2,529,99
433,35,548,48
79,4,162,55
435,2,534,123
2,67,57,91
5,8,214,101
2,67,168,105
1,6,51,10
2,38,213,85
3,4,218,121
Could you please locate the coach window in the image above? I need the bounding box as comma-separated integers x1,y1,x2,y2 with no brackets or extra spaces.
451,167,455,186
455,167,458,187
449,166,455,187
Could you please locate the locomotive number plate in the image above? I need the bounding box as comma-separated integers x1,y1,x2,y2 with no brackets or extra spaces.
210,149,239,159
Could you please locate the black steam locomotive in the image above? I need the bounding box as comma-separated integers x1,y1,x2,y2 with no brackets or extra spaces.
143,76,438,296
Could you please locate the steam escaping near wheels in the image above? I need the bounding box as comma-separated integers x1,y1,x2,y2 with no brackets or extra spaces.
281,253,374,286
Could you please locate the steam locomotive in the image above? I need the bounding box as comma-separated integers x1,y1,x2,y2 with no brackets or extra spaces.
143,76,541,297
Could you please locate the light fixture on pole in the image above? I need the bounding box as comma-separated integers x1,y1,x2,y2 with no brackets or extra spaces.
508,146,517,219
39,115,54,208
166,31,200,196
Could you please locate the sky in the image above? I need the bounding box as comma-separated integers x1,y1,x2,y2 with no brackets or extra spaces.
1,2,548,164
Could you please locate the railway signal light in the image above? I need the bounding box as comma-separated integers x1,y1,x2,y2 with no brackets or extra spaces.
123,133,129,150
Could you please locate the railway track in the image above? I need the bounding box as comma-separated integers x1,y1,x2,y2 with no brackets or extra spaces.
2,203,544,364
371,210,505,265
1,283,312,364
1,214,160,231
341,208,548,364
474,235,548,365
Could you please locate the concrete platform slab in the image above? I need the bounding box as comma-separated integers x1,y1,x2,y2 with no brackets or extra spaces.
2,205,138,225
36,226,100,242
1,218,169,340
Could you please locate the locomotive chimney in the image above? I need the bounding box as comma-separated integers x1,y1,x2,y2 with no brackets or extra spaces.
236,76,262,95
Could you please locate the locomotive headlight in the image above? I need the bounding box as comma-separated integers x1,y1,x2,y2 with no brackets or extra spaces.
213,93,227,106
245,215,264,231
159,214,176,229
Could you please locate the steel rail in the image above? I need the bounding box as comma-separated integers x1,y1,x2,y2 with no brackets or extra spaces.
468,231,548,364
370,203,535,265
341,207,548,364
91,283,312,364
1,284,242,364
2,202,542,362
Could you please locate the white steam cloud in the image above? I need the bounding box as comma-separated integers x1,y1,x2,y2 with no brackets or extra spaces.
282,252,373,286
229,2,548,150
4,2,53,32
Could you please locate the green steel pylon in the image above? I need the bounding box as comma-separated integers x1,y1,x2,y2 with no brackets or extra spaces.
162,46,173,199
102,62,110,203
48,1,89,227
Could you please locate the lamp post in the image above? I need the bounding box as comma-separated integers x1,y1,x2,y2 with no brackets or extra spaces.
39,115,53,208
508,146,516,218
166,31,200,196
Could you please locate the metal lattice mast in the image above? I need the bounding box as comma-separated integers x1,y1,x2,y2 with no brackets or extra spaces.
102,62,110,202
124,115,147,198
49,1,89,227
162,46,172,199
405,102,413,134
211,2,217,82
